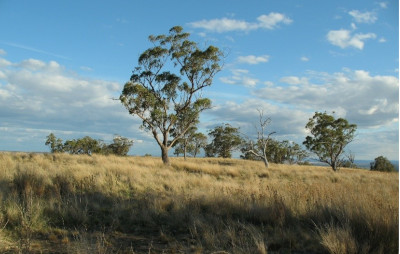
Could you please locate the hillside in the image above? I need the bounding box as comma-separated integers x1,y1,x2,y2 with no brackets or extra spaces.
0,152,398,253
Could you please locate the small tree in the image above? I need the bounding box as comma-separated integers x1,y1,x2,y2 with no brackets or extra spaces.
240,141,262,161
284,141,309,165
189,132,208,157
340,151,357,168
120,26,222,165
106,135,134,156
173,130,207,159
243,110,275,168
45,133,64,153
171,111,199,160
205,124,243,158
370,156,396,172
63,136,103,155
303,112,357,172
172,127,196,160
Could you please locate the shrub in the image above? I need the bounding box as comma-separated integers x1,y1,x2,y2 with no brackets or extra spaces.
370,156,396,172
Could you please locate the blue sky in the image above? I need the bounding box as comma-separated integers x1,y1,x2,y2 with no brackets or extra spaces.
0,0,398,160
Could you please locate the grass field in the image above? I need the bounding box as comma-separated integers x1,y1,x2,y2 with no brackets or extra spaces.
0,152,398,253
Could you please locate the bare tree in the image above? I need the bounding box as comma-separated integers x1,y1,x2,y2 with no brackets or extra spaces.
244,109,276,168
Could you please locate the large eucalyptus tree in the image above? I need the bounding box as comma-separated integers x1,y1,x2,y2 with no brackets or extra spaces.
120,26,222,164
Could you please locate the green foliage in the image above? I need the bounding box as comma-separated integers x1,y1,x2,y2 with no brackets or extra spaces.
241,139,308,165
205,124,243,158
172,126,197,159
190,132,208,157
45,133,64,153
284,141,309,164
303,112,357,171
104,135,134,156
173,128,207,159
370,156,396,172
120,26,222,164
63,136,103,155
45,134,133,156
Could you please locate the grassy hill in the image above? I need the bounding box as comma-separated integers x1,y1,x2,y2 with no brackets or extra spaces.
0,152,398,253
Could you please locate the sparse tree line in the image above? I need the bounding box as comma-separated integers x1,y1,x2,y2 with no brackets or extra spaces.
45,26,395,173
172,122,309,166
45,133,133,156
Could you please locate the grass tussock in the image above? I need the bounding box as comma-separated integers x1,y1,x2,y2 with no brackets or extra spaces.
0,152,397,253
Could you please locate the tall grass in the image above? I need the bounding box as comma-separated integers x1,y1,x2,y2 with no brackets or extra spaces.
0,152,397,253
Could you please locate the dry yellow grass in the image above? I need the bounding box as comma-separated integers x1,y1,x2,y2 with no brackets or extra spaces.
0,152,397,253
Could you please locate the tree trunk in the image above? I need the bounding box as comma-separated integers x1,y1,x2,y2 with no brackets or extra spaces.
183,141,187,161
161,146,170,165
332,161,339,172
262,150,269,168
262,157,269,168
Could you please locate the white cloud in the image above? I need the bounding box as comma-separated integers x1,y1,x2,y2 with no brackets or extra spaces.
0,58,12,67
237,55,269,64
0,55,207,156
0,56,132,138
254,69,399,128
80,66,93,71
256,13,293,29
232,69,249,75
379,2,388,8
205,69,399,160
220,69,259,87
188,13,292,33
0,49,6,55
379,37,387,43
19,59,47,70
189,18,255,33
198,32,207,37
263,81,274,87
279,76,309,85
300,56,309,62
348,10,378,23
204,99,310,138
327,29,376,50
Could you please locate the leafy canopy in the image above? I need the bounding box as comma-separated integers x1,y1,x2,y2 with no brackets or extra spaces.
206,124,243,158
303,112,357,171
370,156,396,172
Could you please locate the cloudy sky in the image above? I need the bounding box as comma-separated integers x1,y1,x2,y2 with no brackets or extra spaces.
0,0,398,160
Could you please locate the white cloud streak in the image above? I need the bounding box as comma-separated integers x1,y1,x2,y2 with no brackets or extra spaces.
237,55,270,64
300,56,309,62
279,76,309,85
379,2,388,8
348,10,378,23
0,42,70,60
220,69,259,87
188,13,292,33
